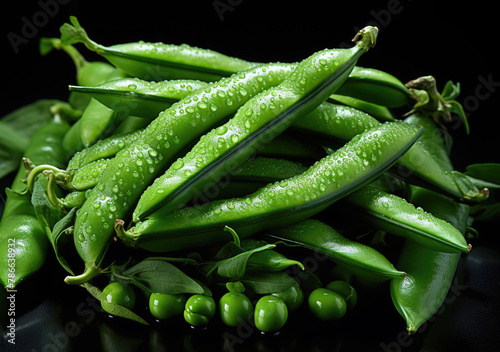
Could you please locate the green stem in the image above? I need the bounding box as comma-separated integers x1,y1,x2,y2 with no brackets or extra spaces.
64,263,101,285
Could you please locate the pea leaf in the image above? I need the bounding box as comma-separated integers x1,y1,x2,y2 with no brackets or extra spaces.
207,244,276,280
465,163,500,185
101,299,149,326
121,259,205,295
240,272,297,295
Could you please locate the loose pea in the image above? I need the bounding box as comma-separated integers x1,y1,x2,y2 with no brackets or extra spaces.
219,292,254,327
149,292,187,320
271,282,304,312
308,288,347,321
101,282,136,310
184,295,216,327
325,280,357,310
254,295,288,333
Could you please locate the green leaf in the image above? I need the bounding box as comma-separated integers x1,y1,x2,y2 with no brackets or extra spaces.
209,244,276,280
122,259,205,295
465,163,500,185
226,281,246,293
100,299,149,325
240,272,297,295
441,80,461,101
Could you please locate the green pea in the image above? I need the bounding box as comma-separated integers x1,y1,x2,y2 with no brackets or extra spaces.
184,295,216,327
254,295,288,333
149,292,186,320
219,292,253,327
101,282,136,310
271,282,304,312
325,280,357,310
308,288,347,321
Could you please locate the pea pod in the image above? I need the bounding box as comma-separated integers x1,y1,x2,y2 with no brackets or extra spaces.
60,16,261,82
390,186,470,334
295,78,487,203
67,129,143,170
133,27,378,221
0,115,69,289
116,120,423,253
267,219,405,279
335,66,412,108
345,186,471,253
328,94,395,121
69,77,208,119
65,62,296,285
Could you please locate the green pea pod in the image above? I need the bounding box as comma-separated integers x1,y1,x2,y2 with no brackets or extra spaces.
66,62,296,285
292,102,380,145
390,186,470,334
328,94,395,121
0,115,69,289
69,77,208,119
67,129,143,170
200,157,309,201
345,186,471,253
116,121,423,253
133,27,378,221
294,79,487,203
335,66,412,108
60,16,261,82
267,219,406,280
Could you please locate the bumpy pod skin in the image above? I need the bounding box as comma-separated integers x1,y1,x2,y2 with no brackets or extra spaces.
292,102,380,144
0,117,69,289
70,77,208,119
268,219,406,279
65,158,110,191
346,187,471,253
117,121,422,253
390,187,470,334
67,129,144,170
133,35,375,221
67,63,295,284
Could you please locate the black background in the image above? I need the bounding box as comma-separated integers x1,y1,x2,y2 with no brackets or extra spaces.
2,1,500,351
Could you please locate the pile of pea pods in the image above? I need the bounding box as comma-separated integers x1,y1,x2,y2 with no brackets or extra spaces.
1,15,499,335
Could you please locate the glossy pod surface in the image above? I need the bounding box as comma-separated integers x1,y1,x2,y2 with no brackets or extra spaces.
117,121,422,253
268,219,406,279
133,33,375,221
61,16,261,82
0,117,69,288
67,63,295,284
390,187,470,334
335,66,412,108
70,77,208,119
346,186,471,253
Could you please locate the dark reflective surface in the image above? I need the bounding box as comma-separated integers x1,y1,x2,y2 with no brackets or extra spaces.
2,0,500,351
1,231,499,352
